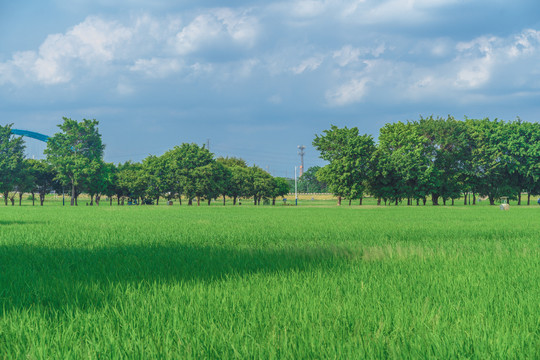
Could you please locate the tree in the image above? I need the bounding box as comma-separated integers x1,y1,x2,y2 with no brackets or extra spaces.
143,155,167,205
193,161,228,206
297,166,327,193
45,118,104,206
245,166,274,205
0,124,25,206
270,177,290,205
26,159,57,206
466,118,514,205
313,125,376,205
217,157,248,205
116,161,147,205
162,143,214,205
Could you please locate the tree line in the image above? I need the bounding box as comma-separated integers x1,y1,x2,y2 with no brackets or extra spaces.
0,118,289,206
314,116,540,206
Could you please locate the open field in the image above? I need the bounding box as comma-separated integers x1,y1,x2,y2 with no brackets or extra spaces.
0,205,539,358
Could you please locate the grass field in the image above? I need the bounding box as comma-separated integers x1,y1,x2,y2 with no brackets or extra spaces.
0,203,539,358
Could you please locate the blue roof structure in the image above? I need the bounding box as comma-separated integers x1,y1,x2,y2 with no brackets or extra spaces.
11,129,50,142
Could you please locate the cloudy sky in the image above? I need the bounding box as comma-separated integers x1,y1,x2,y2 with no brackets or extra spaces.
1,1,540,176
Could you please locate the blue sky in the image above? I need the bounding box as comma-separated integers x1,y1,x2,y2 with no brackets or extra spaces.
1,1,540,177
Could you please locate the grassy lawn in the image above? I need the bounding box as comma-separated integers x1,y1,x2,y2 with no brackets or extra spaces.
0,204,538,358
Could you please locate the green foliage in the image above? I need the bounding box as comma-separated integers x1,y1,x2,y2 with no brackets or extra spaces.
44,117,104,205
313,125,376,204
297,166,327,193
0,123,25,204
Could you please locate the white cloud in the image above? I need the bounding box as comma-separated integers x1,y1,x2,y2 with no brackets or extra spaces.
326,78,368,105
0,16,132,85
174,9,257,55
292,56,324,74
130,58,182,78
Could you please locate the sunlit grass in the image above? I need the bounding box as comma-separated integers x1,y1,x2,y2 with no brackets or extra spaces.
0,205,538,358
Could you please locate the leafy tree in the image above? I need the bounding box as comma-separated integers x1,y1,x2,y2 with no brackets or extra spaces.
100,163,118,206
313,125,376,205
194,161,228,206
466,118,514,205
245,166,274,205
143,155,167,205
217,157,248,205
0,124,25,206
45,118,104,206
116,161,147,205
270,177,290,205
26,159,57,206
162,143,214,205
297,166,327,193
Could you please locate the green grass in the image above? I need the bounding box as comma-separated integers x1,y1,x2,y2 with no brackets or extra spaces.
0,204,539,358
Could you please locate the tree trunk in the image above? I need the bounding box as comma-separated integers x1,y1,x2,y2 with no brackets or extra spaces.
188,198,193,206
407,198,411,206
3,191,7,205
90,194,94,206
517,191,521,205
384,199,387,206
337,196,342,206
451,198,454,206
233,196,237,205
359,197,363,205
422,198,426,206
40,194,45,206
489,196,495,206
110,197,113,206
349,199,352,206
197,197,200,206
473,193,476,205
223,195,226,206
464,193,467,205
19,192,22,206
254,195,257,205
431,194,439,206
416,199,419,206
96,195,100,206
179,197,182,205
527,193,531,206
377,198,381,206
272,197,276,205
10,197,14,206
208,198,211,206
443,198,446,206
257,197,261,205
395,198,398,206
71,182,75,206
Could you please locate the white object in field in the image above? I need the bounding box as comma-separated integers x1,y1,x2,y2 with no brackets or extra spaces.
500,204,510,211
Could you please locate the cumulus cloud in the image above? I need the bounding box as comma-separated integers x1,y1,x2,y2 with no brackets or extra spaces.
326,78,368,105
0,17,132,85
291,56,324,74
0,9,257,87
174,9,257,55
130,58,182,78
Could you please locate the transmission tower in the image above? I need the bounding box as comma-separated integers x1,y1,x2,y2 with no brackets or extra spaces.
297,145,305,177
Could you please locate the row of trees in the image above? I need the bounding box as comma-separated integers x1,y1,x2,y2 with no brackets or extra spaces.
314,116,540,206
0,119,290,206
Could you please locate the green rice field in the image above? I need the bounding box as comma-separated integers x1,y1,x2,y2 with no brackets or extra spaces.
0,202,539,358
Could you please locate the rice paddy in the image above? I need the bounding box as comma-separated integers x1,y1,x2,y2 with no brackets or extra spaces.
0,202,539,358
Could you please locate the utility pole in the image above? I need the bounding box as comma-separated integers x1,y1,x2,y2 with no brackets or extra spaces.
206,139,210,151
297,145,305,177
295,166,298,206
